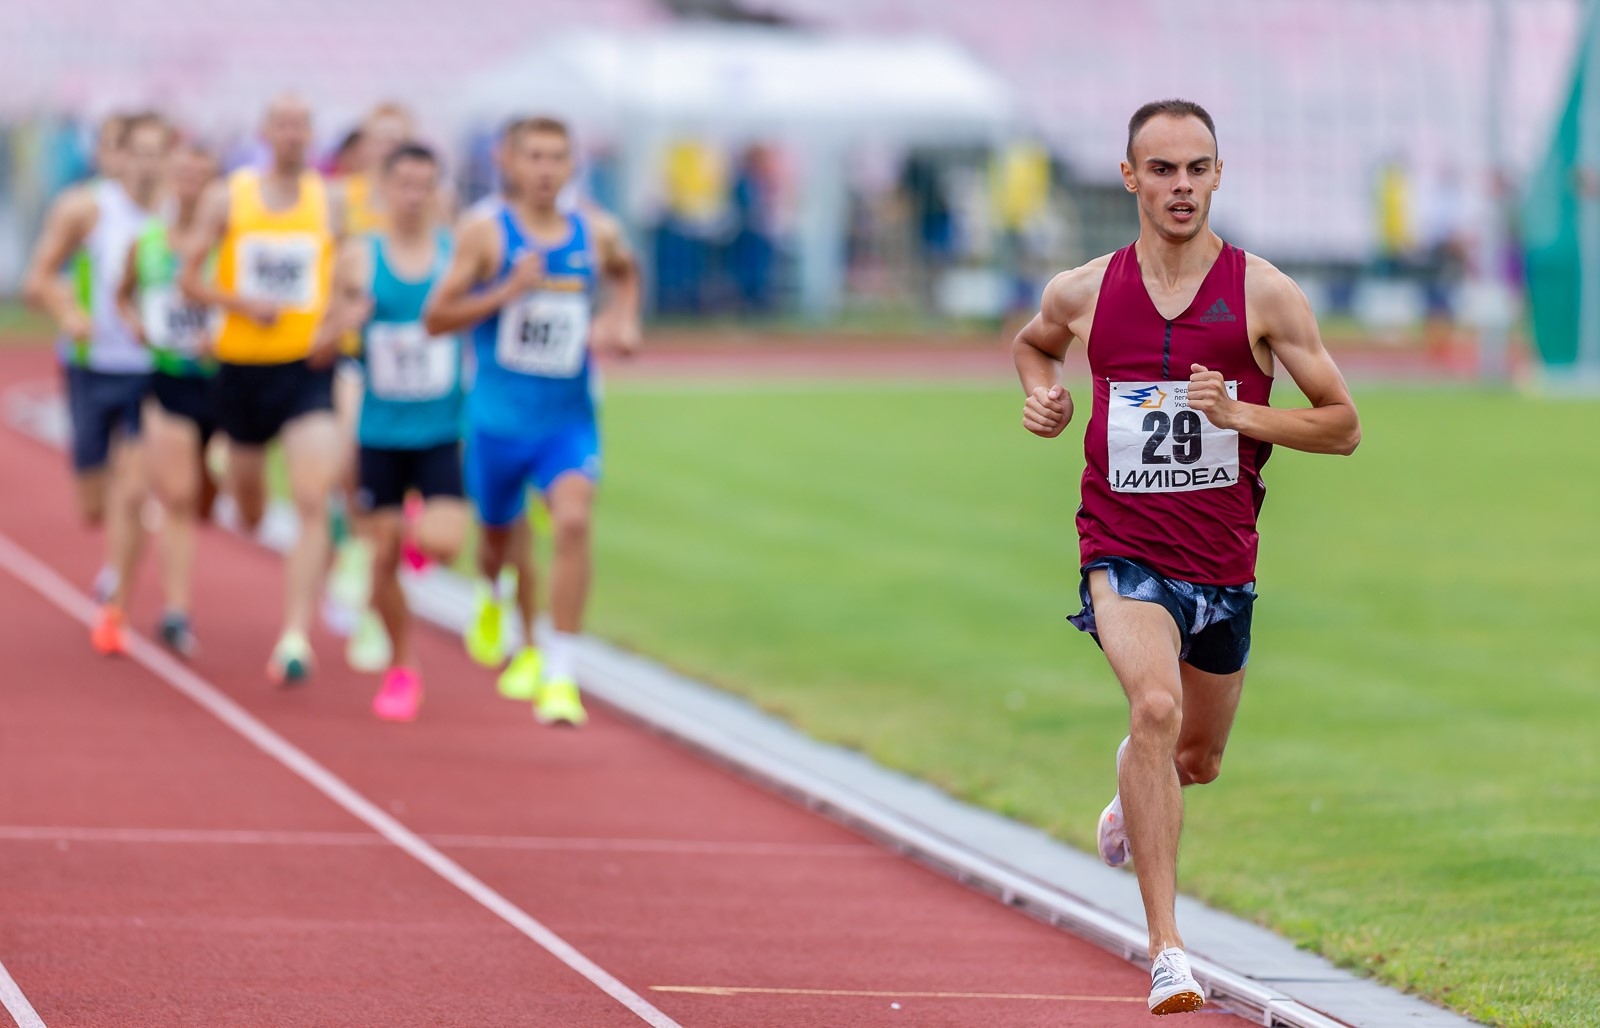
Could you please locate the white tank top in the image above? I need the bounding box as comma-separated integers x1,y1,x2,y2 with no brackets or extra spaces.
58,179,153,374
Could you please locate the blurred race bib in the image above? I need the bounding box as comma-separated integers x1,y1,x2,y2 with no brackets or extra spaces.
236,233,320,311
1107,380,1239,493
495,292,589,377
367,322,458,400
140,285,210,356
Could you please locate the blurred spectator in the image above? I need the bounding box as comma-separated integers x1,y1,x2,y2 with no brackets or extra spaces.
1373,155,1414,278
1419,165,1471,359
992,141,1051,314
655,140,727,314
729,145,779,314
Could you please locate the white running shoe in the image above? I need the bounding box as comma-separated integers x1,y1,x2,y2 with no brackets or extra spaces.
1148,947,1205,1015
1097,735,1131,867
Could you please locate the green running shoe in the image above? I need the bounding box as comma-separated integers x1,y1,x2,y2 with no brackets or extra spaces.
535,678,588,727
497,646,543,701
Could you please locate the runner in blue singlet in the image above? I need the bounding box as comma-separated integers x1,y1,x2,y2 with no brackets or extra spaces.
424,116,640,727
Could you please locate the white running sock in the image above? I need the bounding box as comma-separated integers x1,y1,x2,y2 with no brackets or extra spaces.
545,631,578,682
494,566,517,603
92,565,119,604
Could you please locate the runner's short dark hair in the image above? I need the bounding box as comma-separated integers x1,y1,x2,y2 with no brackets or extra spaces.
1127,99,1217,163
503,115,571,147
334,127,364,160
383,141,439,174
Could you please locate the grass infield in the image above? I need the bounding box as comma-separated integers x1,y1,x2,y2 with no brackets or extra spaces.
586,380,1598,1028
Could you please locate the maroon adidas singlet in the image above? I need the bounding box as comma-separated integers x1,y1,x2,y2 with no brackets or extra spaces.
1076,241,1274,586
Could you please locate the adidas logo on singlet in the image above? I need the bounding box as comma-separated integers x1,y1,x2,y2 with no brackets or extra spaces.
1199,298,1237,322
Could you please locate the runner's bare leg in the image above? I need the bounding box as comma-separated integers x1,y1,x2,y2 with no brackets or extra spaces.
280,412,341,637
545,472,594,634
1087,569,1186,958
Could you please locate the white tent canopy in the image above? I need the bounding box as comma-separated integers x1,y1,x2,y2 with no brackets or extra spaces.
454,25,1019,141
455,26,1021,318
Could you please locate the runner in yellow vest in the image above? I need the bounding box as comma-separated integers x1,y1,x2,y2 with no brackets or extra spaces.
179,94,360,685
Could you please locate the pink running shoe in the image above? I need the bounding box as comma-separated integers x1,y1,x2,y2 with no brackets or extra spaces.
372,666,423,722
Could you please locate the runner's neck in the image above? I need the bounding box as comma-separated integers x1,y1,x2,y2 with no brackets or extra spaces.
260,166,305,211
388,219,430,246
511,200,568,244
174,199,202,234
1135,229,1223,292
126,181,160,211
383,222,436,279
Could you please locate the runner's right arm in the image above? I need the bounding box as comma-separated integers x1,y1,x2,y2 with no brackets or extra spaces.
21,188,97,341
422,214,540,335
178,180,277,325
1013,261,1103,438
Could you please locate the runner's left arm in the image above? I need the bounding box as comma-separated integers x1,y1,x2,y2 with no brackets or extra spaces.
114,240,148,347
1187,259,1361,455
310,238,372,365
589,210,641,357
306,187,356,367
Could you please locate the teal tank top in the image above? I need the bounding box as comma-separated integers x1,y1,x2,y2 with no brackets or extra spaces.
357,232,464,450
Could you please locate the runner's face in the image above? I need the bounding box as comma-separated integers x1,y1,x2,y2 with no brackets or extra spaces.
382,157,437,225
96,121,127,179
1122,115,1222,243
171,149,216,208
123,124,169,196
363,113,411,170
263,104,312,171
509,131,572,208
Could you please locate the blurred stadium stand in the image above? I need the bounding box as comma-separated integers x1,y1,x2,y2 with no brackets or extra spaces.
0,0,1586,337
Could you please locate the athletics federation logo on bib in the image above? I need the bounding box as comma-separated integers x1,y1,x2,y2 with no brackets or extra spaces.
1108,380,1239,493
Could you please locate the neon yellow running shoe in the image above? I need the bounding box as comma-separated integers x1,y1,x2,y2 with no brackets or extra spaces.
535,678,588,727
327,538,372,609
497,646,543,701
465,584,508,668
345,609,392,673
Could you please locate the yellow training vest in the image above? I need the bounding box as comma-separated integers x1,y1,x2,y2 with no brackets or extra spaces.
214,169,334,364
343,173,388,236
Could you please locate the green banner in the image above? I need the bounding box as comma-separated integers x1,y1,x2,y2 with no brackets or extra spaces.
1523,6,1593,370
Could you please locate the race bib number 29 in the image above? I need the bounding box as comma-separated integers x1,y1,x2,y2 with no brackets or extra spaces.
1107,380,1239,493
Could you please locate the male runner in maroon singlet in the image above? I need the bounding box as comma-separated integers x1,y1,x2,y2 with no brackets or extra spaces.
1013,99,1360,1015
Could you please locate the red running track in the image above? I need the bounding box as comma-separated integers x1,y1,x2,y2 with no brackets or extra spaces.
0,348,1250,1027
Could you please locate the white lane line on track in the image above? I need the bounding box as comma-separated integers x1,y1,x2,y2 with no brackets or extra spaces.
0,957,45,1028
0,825,883,858
0,530,682,1028
652,985,1145,1003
